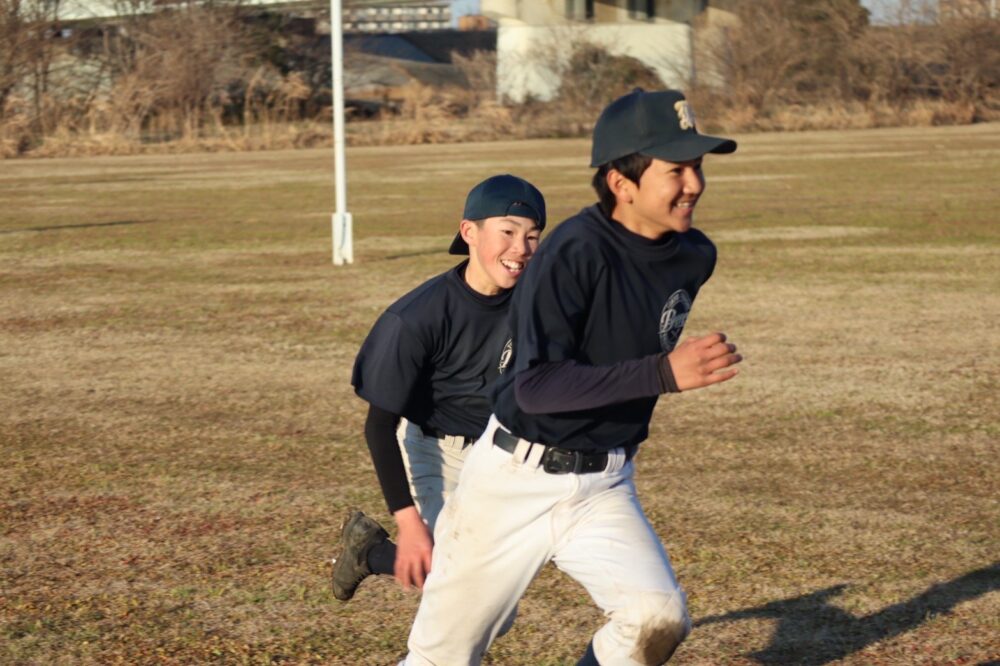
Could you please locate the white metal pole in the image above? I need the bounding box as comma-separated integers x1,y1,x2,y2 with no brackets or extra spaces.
331,0,353,265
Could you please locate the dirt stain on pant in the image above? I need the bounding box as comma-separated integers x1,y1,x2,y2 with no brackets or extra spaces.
628,594,691,665
632,616,688,665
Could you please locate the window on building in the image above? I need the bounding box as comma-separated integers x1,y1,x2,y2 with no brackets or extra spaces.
565,0,594,20
627,0,655,20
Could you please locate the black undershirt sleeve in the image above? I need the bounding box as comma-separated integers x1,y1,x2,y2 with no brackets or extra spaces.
514,354,679,414
364,404,414,514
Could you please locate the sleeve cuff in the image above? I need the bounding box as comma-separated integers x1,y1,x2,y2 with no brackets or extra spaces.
658,353,680,393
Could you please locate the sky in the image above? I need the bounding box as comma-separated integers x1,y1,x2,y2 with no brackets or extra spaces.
859,0,945,25
450,0,480,25
860,0,896,24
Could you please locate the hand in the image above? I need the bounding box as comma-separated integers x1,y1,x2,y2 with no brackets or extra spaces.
667,332,742,391
392,506,433,591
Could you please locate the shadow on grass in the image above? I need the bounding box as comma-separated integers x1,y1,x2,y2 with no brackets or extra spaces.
378,249,446,261
695,561,1000,665
0,220,150,234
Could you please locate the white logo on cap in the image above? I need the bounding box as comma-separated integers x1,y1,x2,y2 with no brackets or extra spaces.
674,101,696,131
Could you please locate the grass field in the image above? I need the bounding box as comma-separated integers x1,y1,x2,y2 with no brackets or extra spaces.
2,123,999,665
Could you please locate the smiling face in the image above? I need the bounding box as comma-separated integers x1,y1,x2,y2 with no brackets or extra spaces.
610,157,706,239
461,214,541,295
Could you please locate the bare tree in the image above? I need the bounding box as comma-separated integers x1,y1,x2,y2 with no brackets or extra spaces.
0,0,64,130
96,0,255,139
698,0,870,111
932,17,1000,113
0,0,32,121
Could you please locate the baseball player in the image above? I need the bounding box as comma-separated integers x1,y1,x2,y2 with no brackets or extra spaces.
400,89,742,666
331,174,545,601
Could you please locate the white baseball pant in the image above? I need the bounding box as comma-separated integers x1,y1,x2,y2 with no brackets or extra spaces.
397,419,469,532
397,419,518,638
402,415,690,666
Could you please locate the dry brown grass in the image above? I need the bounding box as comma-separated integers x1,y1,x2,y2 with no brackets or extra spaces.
1,124,998,664
703,99,991,135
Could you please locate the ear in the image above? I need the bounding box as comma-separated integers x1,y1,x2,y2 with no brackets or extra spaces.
459,219,479,249
606,169,635,205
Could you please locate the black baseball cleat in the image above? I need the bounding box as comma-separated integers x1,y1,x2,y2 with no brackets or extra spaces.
331,510,389,601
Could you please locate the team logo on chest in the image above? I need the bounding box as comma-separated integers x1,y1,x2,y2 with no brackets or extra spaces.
498,338,513,374
659,290,692,352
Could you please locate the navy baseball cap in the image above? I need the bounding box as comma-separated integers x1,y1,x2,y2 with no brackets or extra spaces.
449,174,546,255
590,88,737,167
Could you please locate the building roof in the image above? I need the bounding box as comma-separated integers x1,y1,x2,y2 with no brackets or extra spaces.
346,34,438,62
59,0,452,22
345,30,494,64
345,0,449,5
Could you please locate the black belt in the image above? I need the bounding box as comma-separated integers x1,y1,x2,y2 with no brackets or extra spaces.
492,427,632,475
420,424,474,446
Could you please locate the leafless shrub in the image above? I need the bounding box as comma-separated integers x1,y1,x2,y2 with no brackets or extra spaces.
0,93,31,156
452,49,496,106
0,0,71,152
690,0,999,132
692,0,868,112
110,3,255,139
931,18,1000,114
496,32,663,139
550,41,662,129
349,80,506,146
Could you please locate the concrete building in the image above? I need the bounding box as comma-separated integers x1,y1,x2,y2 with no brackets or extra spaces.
344,2,452,33
939,0,999,20
58,0,454,32
482,0,708,102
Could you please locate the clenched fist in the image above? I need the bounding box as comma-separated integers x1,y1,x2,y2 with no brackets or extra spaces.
667,332,742,391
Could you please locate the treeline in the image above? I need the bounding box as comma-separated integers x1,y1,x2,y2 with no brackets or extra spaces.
1,0,327,157
690,0,1000,131
1,0,997,157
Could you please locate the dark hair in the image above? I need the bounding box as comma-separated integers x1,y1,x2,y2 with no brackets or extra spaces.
591,153,653,218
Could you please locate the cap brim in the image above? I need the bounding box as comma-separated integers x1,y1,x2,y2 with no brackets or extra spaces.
642,134,737,163
448,232,468,255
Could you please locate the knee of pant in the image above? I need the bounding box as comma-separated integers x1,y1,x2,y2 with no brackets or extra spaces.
615,590,690,666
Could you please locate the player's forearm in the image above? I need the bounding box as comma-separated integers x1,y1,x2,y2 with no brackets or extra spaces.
513,354,677,414
364,404,416,513
392,505,426,533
